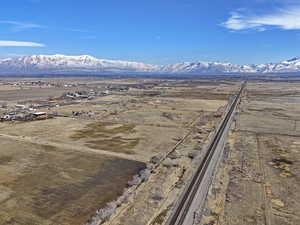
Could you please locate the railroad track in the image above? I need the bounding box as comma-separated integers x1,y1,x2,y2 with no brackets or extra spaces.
165,82,246,225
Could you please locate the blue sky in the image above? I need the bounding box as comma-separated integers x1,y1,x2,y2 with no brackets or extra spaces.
1,0,300,64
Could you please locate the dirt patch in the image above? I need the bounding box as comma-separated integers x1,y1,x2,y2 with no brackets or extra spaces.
271,158,293,165
71,122,136,139
70,122,140,154
0,155,13,165
40,144,58,152
270,158,293,177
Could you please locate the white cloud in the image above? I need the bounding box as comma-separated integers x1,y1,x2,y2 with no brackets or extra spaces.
223,6,300,31
0,20,90,34
0,21,43,32
0,40,45,47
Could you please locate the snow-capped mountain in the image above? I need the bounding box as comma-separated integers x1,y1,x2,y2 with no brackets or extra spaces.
160,61,255,73
253,57,300,73
0,55,159,74
0,54,300,75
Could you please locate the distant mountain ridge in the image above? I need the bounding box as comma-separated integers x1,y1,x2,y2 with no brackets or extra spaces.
1,54,300,75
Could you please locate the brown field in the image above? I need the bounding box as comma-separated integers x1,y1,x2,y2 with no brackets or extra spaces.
4,78,299,225
0,87,68,102
0,137,145,225
0,78,231,225
201,81,300,225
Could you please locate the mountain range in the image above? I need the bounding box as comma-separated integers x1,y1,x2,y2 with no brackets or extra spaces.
0,54,300,75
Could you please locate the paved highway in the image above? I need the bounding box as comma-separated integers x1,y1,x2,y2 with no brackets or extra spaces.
165,82,245,225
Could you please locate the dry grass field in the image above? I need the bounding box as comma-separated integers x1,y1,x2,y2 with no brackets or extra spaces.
0,78,232,225
0,137,145,225
4,78,299,225
201,81,300,225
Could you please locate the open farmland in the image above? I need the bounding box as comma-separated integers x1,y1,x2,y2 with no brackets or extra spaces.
0,137,145,225
200,81,300,225
1,77,299,225
0,78,232,225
